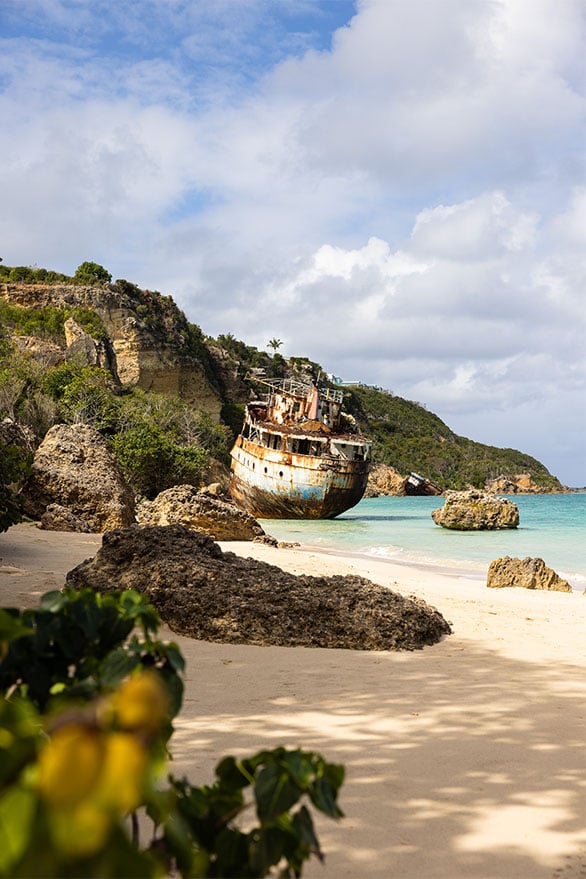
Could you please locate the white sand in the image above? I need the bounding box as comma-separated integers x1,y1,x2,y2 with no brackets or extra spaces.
1,523,585,878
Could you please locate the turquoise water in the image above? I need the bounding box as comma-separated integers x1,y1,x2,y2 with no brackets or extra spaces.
262,494,586,590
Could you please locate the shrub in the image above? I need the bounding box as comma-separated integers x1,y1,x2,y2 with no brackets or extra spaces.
73,262,112,286
112,423,208,498
0,589,344,878
0,435,32,531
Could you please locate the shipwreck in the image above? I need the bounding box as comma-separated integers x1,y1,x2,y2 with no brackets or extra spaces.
229,377,372,519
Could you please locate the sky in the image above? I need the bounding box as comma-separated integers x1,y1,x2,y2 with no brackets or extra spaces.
1,0,585,486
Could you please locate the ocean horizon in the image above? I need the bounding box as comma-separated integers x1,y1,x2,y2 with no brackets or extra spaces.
261,493,586,591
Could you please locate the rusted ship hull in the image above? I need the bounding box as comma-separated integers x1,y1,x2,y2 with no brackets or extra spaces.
230,435,369,519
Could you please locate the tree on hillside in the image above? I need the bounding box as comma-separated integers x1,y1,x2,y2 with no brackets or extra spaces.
73,261,112,285
267,337,283,355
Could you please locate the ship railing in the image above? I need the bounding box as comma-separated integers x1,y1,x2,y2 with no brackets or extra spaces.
319,386,344,404
246,374,345,403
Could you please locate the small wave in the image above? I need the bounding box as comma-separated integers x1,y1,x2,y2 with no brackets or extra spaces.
363,544,404,559
354,544,487,577
559,571,585,591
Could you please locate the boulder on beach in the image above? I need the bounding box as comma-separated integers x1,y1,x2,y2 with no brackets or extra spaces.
487,556,572,592
20,423,136,532
135,484,270,542
66,524,452,651
431,489,519,531
40,503,92,533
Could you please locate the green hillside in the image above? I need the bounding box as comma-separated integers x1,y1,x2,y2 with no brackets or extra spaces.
0,262,564,495
345,385,561,491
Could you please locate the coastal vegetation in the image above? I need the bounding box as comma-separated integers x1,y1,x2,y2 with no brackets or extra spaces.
0,588,343,877
345,385,562,491
0,261,563,511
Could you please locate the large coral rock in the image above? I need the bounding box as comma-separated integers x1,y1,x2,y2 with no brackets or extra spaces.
431,489,519,530
21,424,135,532
40,504,92,533
136,484,267,541
66,524,452,650
487,556,572,592
365,464,406,497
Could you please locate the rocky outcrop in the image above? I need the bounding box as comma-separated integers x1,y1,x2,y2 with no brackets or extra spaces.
21,423,136,532
365,464,406,497
66,524,452,650
136,484,268,541
63,316,116,373
365,465,442,497
484,473,558,494
1,283,223,419
13,335,63,366
487,556,572,592
40,504,92,533
431,489,519,530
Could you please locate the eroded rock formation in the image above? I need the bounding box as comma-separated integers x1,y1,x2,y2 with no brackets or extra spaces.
487,556,572,592
484,473,560,494
1,283,222,419
136,484,268,541
432,489,519,530
66,524,452,650
21,423,136,532
365,464,406,497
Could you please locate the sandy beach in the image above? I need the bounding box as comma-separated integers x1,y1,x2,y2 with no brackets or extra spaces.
1,522,585,878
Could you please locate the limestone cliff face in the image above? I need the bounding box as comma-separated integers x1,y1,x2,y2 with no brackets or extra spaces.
1,283,222,420
484,473,565,494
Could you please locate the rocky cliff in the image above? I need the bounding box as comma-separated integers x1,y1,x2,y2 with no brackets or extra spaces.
1,282,222,420
0,276,567,494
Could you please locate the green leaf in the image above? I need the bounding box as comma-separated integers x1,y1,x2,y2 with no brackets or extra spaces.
0,609,32,645
214,826,249,877
292,805,320,851
98,647,140,687
250,826,291,874
255,764,301,823
282,750,314,788
216,756,251,791
310,777,344,819
0,785,37,873
159,641,185,673
39,590,66,612
324,761,345,796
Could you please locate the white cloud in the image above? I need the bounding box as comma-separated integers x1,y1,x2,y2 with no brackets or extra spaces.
0,0,585,483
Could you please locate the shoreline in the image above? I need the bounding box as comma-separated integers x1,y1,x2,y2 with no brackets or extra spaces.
259,492,586,590
1,523,585,878
278,539,586,591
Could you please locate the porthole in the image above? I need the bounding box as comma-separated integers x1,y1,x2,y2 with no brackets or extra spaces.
279,471,283,478
264,467,268,474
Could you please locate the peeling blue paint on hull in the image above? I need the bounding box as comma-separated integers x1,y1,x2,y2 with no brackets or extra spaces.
229,438,369,519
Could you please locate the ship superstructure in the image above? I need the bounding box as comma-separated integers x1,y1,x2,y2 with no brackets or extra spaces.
229,378,371,519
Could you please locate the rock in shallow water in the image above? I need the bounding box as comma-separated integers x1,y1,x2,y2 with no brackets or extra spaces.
65,524,451,651
432,489,519,530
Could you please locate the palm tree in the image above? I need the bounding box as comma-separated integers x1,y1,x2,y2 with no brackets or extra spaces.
267,338,283,355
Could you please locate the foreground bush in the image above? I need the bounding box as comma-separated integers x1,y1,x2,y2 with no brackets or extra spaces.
0,589,344,878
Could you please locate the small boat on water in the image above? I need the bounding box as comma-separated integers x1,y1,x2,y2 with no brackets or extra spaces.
229,377,372,519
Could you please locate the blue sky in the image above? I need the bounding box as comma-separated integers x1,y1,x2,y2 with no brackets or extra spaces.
1,0,585,485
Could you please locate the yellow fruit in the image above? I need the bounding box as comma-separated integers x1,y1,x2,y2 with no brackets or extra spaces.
97,732,149,814
48,802,110,858
111,671,170,734
38,723,103,808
